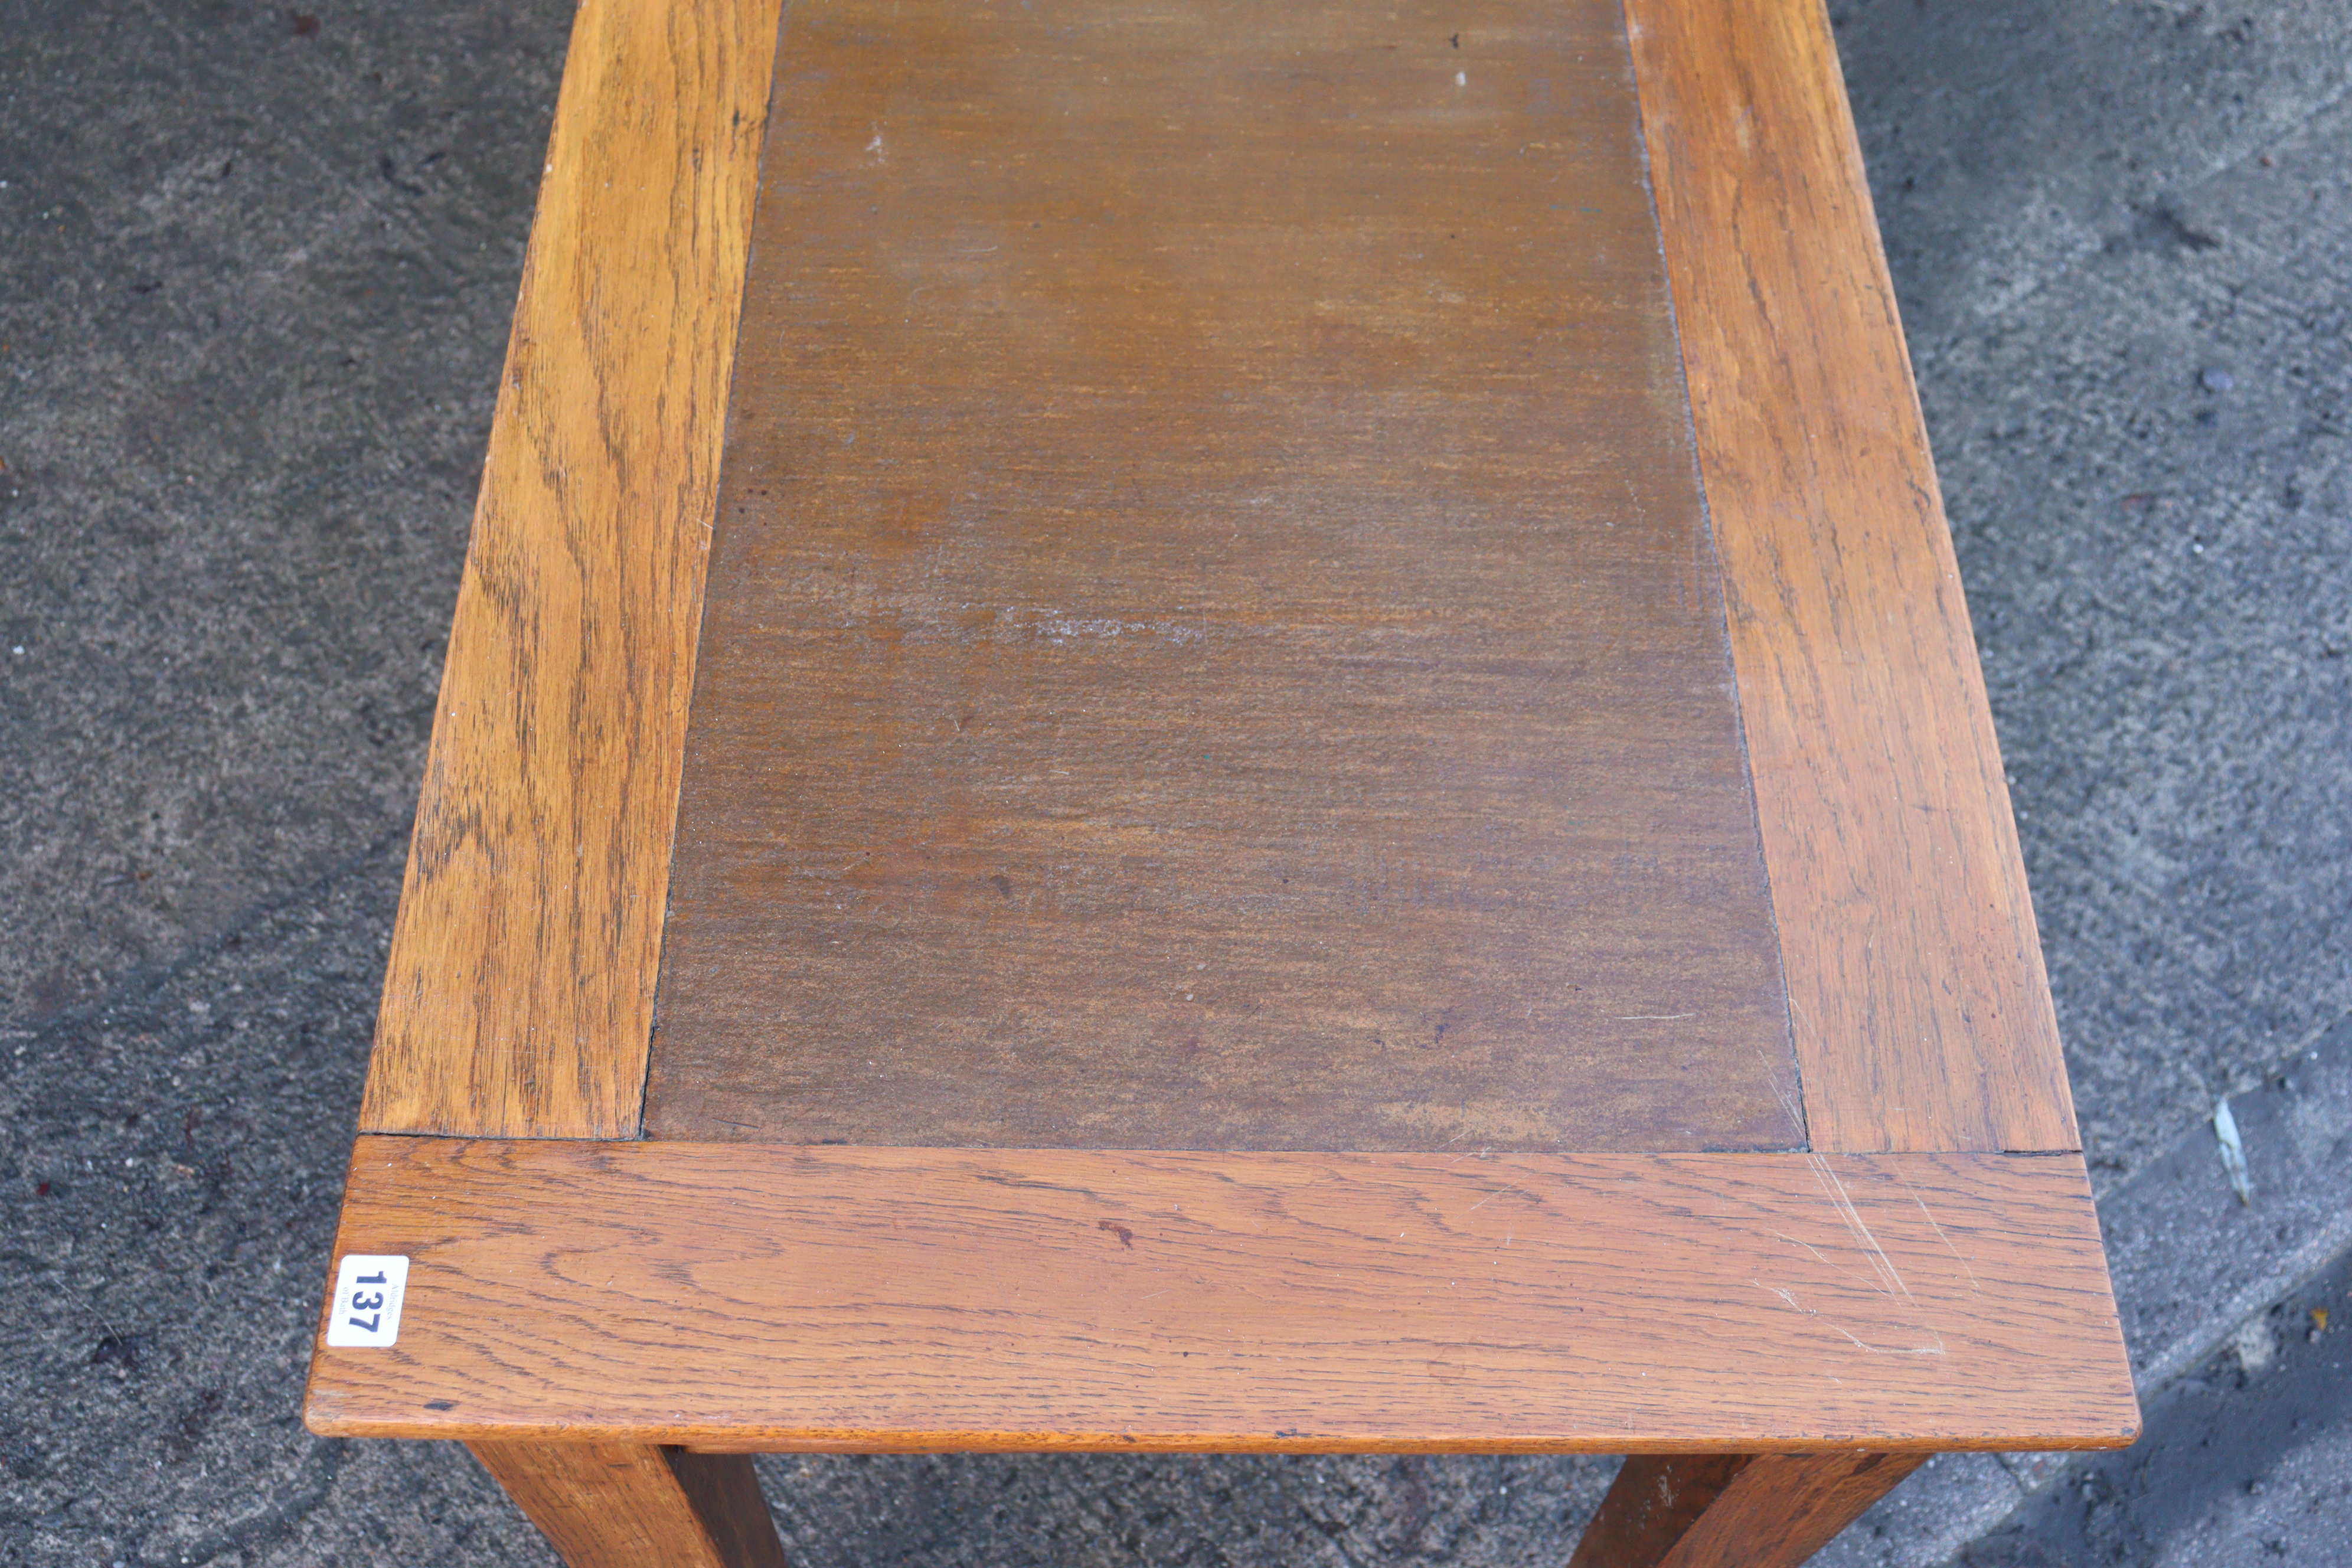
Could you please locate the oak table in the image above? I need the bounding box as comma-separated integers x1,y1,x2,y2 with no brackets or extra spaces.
302,0,2141,1563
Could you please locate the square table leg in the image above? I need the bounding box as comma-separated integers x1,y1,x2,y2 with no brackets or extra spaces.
1569,1451,1929,1568
468,1442,788,1568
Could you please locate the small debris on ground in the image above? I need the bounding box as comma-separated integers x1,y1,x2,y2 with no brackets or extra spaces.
2213,1096,2253,1204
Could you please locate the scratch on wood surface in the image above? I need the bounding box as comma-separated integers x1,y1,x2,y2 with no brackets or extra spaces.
1466,1182,1528,1213
1895,1171,1984,1293
1824,1322,1943,1357
1808,1156,1916,1305
1757,1275,1941,1356
1760,1047,1807,1135
1772,1229,1870,1289
1804,1155,1946,1355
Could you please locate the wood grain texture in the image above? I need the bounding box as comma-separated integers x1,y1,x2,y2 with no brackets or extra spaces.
304,1137,2137,1452
1569,1451,1923,1567
646,0,1802,1154
469,1443,788,1568
1655,1451,1926,1568
1622,0,2079,1153
1566,1452,1755,1568
358,0,785,1138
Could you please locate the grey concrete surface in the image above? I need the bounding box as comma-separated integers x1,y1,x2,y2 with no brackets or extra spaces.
0,0,565,1023
2101,1015,2352,1401
1963,1247,2352,1567
3,0,2349,1564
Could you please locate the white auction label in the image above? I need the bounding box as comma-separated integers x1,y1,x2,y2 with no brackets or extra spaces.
325,1254,410,1347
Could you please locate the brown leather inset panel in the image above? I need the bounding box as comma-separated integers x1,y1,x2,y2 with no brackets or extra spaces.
645,0,1801,1151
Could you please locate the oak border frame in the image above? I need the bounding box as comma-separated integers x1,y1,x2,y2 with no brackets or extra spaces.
359,0,786,1141
306,1138,2137,1454
1625,0,2077,1155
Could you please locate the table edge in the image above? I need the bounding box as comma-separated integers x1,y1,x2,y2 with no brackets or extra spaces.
305,1137,2138,1453
1624,0,2080,1154
358,0,786,1139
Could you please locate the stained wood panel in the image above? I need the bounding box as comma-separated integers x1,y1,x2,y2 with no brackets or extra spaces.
305,1137,2138,1452
645,0,1801,1153
358,0,786,1138
1622,0,2079,1152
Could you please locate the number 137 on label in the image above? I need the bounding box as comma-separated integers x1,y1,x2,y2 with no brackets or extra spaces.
324,1254,410,1347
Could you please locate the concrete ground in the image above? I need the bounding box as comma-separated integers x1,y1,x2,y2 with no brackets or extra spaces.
1969,1244,2352,1568
1,0,2346,1563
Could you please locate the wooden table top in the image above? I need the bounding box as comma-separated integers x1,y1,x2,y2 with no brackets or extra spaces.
308,0,2137,1458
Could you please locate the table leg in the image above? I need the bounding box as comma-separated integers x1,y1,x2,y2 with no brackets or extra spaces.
1567,1451,1928,1568
469,1441,789,1568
